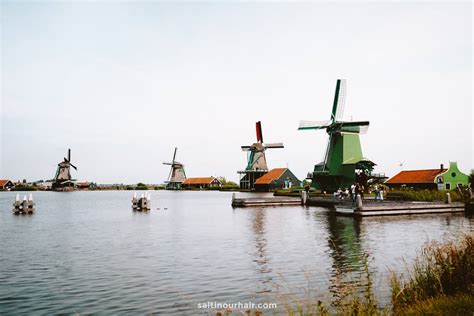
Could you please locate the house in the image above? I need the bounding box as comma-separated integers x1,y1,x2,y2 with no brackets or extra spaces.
76,182,90,189
182,177,222,189
0,179,14,190
254,168,300,192
385,162,469,190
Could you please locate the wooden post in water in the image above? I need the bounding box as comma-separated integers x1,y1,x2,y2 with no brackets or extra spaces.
445,193,451,204
301,191,308,205
13,194,35,214
356,194,363,209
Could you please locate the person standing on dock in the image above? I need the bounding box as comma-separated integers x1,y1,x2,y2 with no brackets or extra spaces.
374,185,380,200
351,184,356,203
304,183,310,194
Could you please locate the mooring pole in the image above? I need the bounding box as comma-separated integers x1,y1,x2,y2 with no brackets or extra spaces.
301,191,308,205
356,194,363,209
445,193,451,204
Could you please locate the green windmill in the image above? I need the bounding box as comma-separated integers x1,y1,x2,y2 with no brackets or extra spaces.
298,79,375,192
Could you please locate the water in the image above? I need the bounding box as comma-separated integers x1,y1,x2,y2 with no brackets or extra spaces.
1,191,472,314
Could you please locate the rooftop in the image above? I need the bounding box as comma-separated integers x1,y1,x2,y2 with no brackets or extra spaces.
255,168,287,185
385,169,446,184
182,177,217,185
0,179,12,186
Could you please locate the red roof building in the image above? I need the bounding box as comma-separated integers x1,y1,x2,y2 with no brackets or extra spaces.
182,177,221,188
385,168,446,190
0,179,14,190
254,168,300,191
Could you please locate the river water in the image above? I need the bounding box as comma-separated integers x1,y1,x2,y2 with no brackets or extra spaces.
0,191,472,314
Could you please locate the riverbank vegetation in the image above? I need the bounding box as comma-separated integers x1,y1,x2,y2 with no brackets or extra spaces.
387,189,465,202
277,233,474,315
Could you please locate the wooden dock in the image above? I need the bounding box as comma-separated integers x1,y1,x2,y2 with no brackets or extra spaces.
231,192,470,217
336,200,465,217
231,194,301,207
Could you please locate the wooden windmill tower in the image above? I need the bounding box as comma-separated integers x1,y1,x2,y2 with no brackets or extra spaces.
163,147,186,190
52,148,77,191
238,121,284,189
298,79,375,192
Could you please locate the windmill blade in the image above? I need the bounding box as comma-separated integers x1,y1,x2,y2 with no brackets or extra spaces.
331,79,346,121
264,143,284,148
340,125,369,134
298,120,331,130
335,79,346,120
339,120,369,126
172,147,177,163
241,146,252,151
70,163,77,170
163,162,173,165
63,157,68,162
256,121,264,143
338,121,370,134
167,166,173,182
68,148,71,162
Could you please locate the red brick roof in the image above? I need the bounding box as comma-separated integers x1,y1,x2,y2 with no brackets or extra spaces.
255,168,287,185
385,169,446,184
0,179,12,187
183,177,217,185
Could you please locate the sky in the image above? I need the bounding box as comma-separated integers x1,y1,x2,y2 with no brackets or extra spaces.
1,1,472,184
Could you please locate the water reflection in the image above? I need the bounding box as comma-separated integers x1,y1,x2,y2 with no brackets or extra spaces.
249,208,273,294
325,213,366,304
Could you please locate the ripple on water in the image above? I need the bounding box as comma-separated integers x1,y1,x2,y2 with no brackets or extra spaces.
0,191,472,314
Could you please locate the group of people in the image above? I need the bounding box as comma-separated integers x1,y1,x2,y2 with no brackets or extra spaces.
333,183,384,202
333,183,365,202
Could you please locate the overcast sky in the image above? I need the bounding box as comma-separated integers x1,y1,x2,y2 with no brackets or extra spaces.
1,1,472,184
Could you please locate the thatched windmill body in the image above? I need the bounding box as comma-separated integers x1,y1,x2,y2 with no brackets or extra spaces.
52,148,77,190
163,147,186,190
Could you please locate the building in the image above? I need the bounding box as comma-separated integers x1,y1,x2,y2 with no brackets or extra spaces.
76,182,91,189
182,177,222,189
0,179,14,190
254,168,300,192
385,162,469,190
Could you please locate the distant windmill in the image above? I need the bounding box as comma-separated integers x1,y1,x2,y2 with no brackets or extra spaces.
238,121,284,189
52,148,77,191
241,121,284,171
163,147,186,190
298,79,375,192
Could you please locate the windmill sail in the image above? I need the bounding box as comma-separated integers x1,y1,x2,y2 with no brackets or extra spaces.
298,120,332,130
330,79,347,121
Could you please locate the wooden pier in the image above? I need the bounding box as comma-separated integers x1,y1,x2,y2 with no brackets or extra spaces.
231,194,300,207
335,193,465,217
231,192,470,217
336,201,465,217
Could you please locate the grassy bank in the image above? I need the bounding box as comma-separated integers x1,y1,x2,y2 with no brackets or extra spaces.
275,233,474,316
388,189,464,202
390,233,473,313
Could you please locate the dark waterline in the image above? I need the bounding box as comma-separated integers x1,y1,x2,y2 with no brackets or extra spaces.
1,191,472,314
